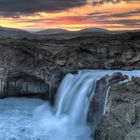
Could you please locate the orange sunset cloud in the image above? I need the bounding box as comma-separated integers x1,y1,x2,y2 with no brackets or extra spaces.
0,0,139,31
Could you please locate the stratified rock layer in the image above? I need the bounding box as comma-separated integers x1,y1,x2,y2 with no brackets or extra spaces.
0,32,139,99
95,77,140,140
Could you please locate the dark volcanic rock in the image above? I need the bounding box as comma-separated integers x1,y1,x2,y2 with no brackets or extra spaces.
88,72,128,131
95,77,140,140
0,32,139,100
108,72,128,85
1,72,49,99
0,40,63,101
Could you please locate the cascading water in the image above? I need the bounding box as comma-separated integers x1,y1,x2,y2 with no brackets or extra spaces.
55,71,96,125
0,70,140,140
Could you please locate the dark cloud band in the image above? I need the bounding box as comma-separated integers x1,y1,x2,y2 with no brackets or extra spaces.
92,0,135,5
0,0,136,17
0,0,85,16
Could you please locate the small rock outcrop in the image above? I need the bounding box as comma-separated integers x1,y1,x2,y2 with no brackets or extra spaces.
95,77,140,140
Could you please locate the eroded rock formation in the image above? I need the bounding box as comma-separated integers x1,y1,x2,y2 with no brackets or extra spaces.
95,77,140,140
1,72,49,99
88,72,128,134
0,32,139,100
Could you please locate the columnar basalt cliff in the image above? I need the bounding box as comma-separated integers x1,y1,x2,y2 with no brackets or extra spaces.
0,33,138,98
0,32,139,99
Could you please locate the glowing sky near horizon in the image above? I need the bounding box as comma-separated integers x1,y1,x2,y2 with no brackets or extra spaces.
0,0,139,31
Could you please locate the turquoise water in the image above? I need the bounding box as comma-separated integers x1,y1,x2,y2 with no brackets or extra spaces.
0,70,140,140
0,97,92,140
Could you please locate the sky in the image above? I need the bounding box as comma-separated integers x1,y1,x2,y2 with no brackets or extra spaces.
0,0,140,31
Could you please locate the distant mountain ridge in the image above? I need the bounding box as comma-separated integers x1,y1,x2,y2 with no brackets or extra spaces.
0,26,139,39
36,28,69,35
0,26,33,38
79,28,110,33
35,27,110,35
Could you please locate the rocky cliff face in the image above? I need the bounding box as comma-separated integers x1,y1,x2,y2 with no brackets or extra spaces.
0,39,62,102
0,32,139,100
95,77,140,140
0,32,140,139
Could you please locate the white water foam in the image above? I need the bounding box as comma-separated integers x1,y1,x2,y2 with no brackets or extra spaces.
0,70,140,140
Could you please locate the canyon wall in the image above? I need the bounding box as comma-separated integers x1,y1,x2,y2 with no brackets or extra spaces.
0,32,139,139
0,32,139,100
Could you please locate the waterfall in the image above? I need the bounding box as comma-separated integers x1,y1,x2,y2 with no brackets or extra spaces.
1,70,140,140
55,71,96,125
33,70,140,140
32,70,140,140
